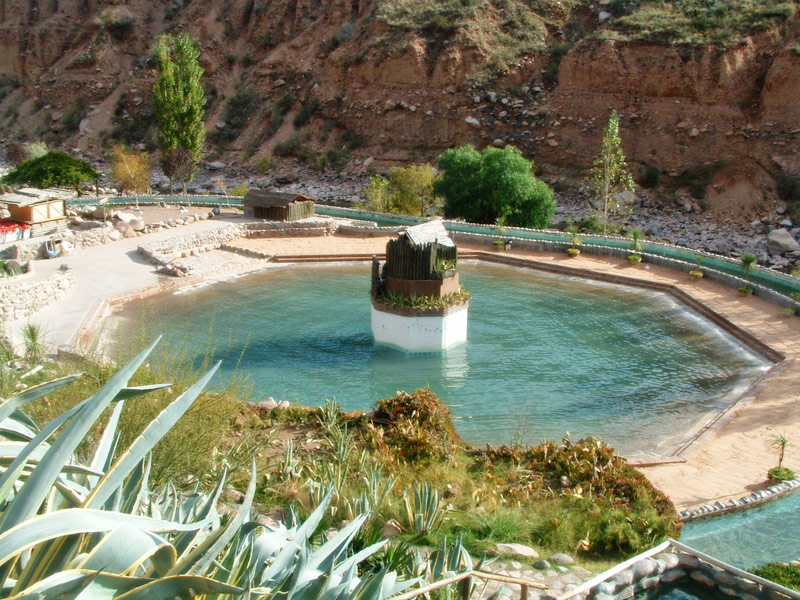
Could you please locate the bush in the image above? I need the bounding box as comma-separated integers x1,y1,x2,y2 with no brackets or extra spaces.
109,145,151,194
640,165,660,189
293,97,321,128
751,563,800,591
93,7,136,40
475,437,682,557
215,88,260,142
256,154,275,173
364,164,439,215
370,388,463,463
768,466,795,481
777,173,800,222
436,144,555,228
3,151,97,192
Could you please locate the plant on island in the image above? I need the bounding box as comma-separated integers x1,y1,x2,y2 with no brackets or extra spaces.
376,289,471,313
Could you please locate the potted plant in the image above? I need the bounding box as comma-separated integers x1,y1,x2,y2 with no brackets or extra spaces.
627,228,644,264
493,216,507,250
737,253,757,296
566,224,582,258
768,433,795,482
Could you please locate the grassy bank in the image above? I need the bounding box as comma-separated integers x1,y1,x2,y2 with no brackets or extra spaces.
17,346,680,567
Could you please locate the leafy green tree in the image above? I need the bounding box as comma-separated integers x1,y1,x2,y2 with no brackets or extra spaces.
588,110,635,236
152,33,206,189
364,164,439,216
2,151,97,194
435,145,555,228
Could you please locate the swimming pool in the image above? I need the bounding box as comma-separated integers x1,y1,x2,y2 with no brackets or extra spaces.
114,261,769,455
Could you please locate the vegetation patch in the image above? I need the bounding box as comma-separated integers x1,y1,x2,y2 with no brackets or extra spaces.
2,151,97,192
751,563,800,590
610,0,796,45
213,88,260,143
375,0,576,74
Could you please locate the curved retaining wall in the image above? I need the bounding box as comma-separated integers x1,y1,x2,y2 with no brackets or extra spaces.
0,269,74,322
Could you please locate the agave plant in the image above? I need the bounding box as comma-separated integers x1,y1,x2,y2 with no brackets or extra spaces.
400,482,448,535
0,338,420,600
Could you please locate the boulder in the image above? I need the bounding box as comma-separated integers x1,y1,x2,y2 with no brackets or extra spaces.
465,116,480,127
130,219,146,232
0,209,10,219
494,543,539,558
261,397,278,410
767,228,800,255
549,553,575,566
113,211,137,223
115,221,132,235
208,161,226,170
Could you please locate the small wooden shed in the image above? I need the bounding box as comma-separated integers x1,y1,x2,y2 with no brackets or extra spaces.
3,190,67,225
243,190,315,221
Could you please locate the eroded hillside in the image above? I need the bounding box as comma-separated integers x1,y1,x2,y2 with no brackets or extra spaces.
0,0,798,209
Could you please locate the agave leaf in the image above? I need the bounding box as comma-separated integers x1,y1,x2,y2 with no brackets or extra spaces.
168,461,256,576
348,567,389,600
0,417,38,442
119,454,151,516
114,575,244,600
87,402,124,489
0,442,48,463
0,375,81,424
294,487,334,543
75,524,173,576
257,539,301,587
307,514,369,573
0,401,88,515
170,466,227,556
5,569,151,600
0,508,212,568
9,410,39,434
331,541,386,578
113,384,172,401
0,337,162,535
84,365,218,510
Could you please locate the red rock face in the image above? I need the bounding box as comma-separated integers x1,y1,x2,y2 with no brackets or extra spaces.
0,0,797,179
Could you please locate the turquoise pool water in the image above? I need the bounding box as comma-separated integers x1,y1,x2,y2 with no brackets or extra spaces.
680,489,800,568
117,262,769,455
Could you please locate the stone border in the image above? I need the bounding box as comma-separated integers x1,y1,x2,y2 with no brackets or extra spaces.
562,540,800,600
137,221,338,276
678,478,800,522
452,232,799,312
0,268,74,322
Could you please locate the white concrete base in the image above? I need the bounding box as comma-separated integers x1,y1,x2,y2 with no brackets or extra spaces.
371,304,469,351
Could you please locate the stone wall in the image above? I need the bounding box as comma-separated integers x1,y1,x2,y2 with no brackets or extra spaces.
0,268,74,322
589,549,793,600
137,221,337,276
138,223,248,276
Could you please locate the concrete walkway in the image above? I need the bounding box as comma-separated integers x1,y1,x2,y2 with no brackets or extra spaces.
5,215,245,350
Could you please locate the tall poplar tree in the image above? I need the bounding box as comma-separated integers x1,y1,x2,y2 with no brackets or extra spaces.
152,33,206,191
588,110,635,236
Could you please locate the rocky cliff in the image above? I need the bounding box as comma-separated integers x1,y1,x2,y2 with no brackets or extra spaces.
0,0,798,208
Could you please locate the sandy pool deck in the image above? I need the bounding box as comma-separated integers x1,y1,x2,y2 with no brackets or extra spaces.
9,224,800,513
